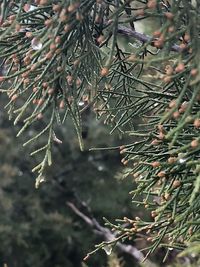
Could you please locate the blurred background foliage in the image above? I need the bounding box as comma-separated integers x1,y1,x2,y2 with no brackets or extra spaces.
0,92,137,267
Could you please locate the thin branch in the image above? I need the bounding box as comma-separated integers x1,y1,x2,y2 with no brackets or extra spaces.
67,201,158,267
117,25,181,52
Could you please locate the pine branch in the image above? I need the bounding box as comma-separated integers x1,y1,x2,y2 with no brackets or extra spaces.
66,201,157,267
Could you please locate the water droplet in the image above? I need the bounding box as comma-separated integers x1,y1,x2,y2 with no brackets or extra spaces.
102,245,112,255
78,101,85,106
97,165,104,171
31,37,43,50
178,153,187,164
179,158,186,164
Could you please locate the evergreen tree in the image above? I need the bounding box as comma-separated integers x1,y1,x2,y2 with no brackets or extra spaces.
0,0,200,262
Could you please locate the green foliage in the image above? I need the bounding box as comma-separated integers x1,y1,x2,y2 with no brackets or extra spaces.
0,0,200,263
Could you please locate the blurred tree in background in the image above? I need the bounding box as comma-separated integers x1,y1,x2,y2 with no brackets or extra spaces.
0,93,139,267
0,0,200,266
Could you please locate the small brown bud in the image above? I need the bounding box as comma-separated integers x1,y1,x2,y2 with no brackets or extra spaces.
37,98,44,106
184,33,190,42
163,75,171,83
175,62,185,73
45,51,53,60
60,14,68,21
164,192,171,201
39,0,48,5
179,43,187,51
169,99,176,108
73,59,80,66
151,161,160,168
172,180,181,189
127,54,136,62
26,32,33,38
23,78,30,84
68,4,77,12
22,72,29,78
11,94,18,102
64,24,71,32
168,157,176,164
191,139,199,148
30,63,37,71
157,171,166,178
8,15,16,21
45,19,53,27
48,88,54,95
154,38,164,48
37,113,43,120
24,56,31,65
153,30,161,37
151,139,160,146
158,131,165,140
180,101,188,112
119,145,125,151
147,0,157,9
188,227,193,235
168,26,175,33
15,23,21,32
157,124,164,132
191,68,198,77
133,172,139,178
59,99,65,109
173,111,180,119
50,42,56,51
122,160,128,165
76,12,83,21
66,75,73,85
194,118,200,128
76,78,82,87
97,35,105,44
151,210,157,218
55,48,61,54
100,67,109,77
53,4,62,12
55,36,61,44
42,82,48,88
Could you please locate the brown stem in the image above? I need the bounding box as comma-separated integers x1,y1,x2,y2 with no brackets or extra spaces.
117,25,181,52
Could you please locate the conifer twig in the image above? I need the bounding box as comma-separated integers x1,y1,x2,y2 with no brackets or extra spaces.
67,201,157,267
